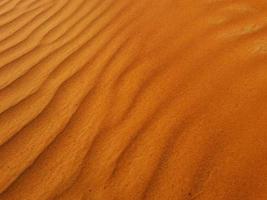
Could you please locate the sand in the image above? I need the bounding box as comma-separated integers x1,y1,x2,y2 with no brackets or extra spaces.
0,0,267,199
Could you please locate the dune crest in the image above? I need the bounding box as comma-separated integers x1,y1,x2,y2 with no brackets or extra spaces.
1,0,267,199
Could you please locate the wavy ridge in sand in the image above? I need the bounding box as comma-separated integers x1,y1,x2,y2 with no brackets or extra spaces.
1,0,267,199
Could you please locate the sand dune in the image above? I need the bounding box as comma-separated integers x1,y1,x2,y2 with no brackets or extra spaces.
1,0,267,199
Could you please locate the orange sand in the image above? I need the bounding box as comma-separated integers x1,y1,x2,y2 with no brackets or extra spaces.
1,0,267,199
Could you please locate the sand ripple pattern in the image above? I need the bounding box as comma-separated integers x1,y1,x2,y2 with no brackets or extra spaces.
1,0,267,199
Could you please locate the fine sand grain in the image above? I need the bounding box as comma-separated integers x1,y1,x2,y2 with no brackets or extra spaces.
1,0,267,199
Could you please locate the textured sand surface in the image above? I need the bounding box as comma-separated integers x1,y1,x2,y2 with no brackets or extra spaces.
1,0,267,199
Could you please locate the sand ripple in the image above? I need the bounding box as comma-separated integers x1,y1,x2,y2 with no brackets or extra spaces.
1,0,267,199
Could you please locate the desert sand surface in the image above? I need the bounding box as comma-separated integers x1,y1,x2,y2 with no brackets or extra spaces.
1,0,267,199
